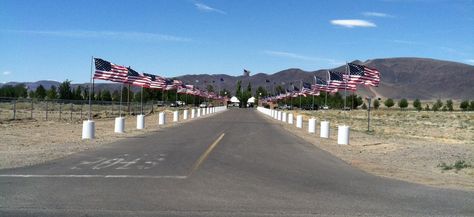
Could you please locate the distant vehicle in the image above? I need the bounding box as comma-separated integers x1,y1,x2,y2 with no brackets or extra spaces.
170,102,178,107
156,101,165,107
199,102,212,108
322,106,329,110
279,104,293,110
176,101,185,106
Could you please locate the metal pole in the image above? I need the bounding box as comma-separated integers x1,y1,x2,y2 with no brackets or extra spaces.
13,100,16,120
80,103,83,120
88,56,94,120
120,83,123,117
127,84,131,115
367,97,371,132
31,99,34,119
59,102,62,120
141,86,143,115
70,103,73,121
46,101,48,120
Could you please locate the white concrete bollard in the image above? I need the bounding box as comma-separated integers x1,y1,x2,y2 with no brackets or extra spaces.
197,108,201,117
173,111,179,122
338,125,350,145
82,120,95,139
202,108,206,116
288,113,294,124
320,121,330,138
115,117,125,133
296,115,303,128
308,118,316,133
136,114,145,129
183,110,188,120
278,111,282,121
282,112,287,122
158,112,166,125
191,109,196,118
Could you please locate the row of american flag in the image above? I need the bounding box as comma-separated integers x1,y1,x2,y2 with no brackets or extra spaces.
263,63,380,102
93,58,224,100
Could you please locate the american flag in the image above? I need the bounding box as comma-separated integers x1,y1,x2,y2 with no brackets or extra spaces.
312,76,332,92
164,79,176,90
93,58,128,83
126,67,150,88
344,63,380,87
328,71,357,92
143,73,166,89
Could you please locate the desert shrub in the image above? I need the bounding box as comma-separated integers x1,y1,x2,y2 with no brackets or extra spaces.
425,104,430,111
413,99,422,111
442,105,447,111
361,103,367,109
373,99,380,109
470,101,474,111
398,98,408,110
384,98,394,108
460,100,469,111
438,160,471,171
446,99,453,111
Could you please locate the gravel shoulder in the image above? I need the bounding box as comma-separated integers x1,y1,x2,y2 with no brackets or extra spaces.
260,109,474,191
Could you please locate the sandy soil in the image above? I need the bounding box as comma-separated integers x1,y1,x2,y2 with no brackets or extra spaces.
0,108,206,169
261,109,474,191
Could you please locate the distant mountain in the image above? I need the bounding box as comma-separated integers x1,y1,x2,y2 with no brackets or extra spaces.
2,57,473,100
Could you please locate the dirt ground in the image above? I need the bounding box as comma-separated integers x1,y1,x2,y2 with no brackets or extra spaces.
0,108,207,169
261,109,474,191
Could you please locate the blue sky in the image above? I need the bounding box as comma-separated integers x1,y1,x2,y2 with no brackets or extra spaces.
1,0,473,83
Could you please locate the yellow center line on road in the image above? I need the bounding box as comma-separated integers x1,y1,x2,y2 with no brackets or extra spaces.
188,133,225,176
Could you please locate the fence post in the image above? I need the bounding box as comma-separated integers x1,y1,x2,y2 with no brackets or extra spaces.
111,101,114,116
70,103,73,121
46,101,48,121
59,102,62,121
80,103,83,120
13,100,16,120
31,100,34,119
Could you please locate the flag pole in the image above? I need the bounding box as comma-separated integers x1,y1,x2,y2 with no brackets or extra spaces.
88,56,94,120
119,83,123,117
344,62,348,111
140,86,143,115
299,80,302,109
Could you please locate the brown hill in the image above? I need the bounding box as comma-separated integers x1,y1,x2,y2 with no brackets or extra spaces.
4,57,473,100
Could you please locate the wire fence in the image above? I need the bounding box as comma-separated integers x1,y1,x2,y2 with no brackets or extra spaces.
0,97,173,122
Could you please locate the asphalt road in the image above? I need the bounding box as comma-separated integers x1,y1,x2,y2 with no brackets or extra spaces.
0,109,473,217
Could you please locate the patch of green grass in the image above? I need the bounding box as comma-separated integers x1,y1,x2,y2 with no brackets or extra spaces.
438,160,472,171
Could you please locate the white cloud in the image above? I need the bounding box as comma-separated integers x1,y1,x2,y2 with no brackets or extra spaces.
3,71,11,75
330,19,376,28
263,50,343,66
194,2,226,14
362,12,393,18
2,30,192,42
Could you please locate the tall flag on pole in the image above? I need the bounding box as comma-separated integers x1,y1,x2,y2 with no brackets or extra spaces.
344,63,380,87
126,67,150,88
143,73,166,89
93,58,128,83
328,71,357,92
312,76,332,92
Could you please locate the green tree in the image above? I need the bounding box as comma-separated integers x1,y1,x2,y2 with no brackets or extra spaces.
256,86,267,97
446,99,453,111
35,85,47,99
413,99,422,111
100,90,112,101
46,85,58,99
361,103,367,110
460,100,469,111
235,80,242,98
58,80,73,99
373,99,380,109
398,98,408,110
470,101,474,111
73,86,83,100
112,90,120,101
384,98,394,108
275,85,285,94
432,99,443,112
219,88,231,97
246,82,252,93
